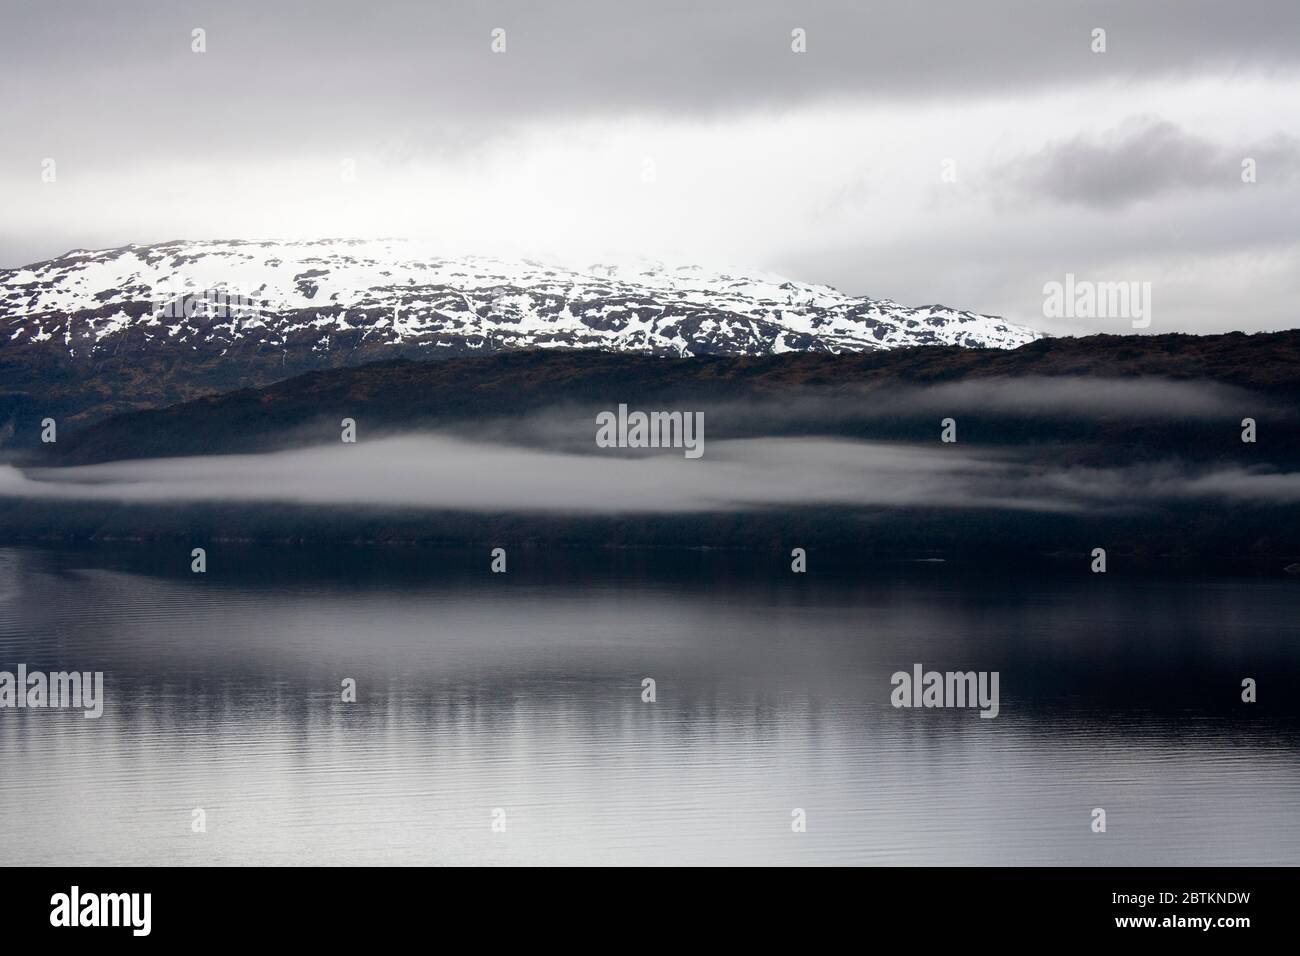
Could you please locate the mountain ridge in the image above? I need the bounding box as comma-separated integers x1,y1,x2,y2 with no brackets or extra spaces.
33,329,1300,466
0,238,1041,360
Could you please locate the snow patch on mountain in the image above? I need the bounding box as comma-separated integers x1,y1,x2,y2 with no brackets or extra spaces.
0,239,1042,357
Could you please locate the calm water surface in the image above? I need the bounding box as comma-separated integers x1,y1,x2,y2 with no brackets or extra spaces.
1,545,1298,865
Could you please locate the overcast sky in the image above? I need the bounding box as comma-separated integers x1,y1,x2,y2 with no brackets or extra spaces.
2,0,1298,335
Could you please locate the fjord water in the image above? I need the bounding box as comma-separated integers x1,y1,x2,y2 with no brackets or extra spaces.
1,544,1298,866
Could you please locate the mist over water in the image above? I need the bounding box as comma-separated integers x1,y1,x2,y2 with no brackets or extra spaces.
8,427,1300,513
1,545,1298,866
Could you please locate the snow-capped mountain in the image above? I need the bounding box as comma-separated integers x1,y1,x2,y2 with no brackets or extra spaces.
1,239,1040,359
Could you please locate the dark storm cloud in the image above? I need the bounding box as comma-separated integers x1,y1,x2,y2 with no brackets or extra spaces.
999,118,1300,208
2,0,1298,152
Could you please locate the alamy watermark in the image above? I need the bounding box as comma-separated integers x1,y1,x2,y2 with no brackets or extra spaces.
1043,273,1152,329
0,665,104,718
596,404,704,459
890,664,1000,718
50,887,150,936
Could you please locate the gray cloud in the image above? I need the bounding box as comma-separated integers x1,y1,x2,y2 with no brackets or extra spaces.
999,117,1300,208
1035,462,1300,505
481,377,1275,449
3,431,1298,514
868,376,1270,419
0,436,1049,513
785,192,1300,336
750,376,1266,423
3,0,1297,141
